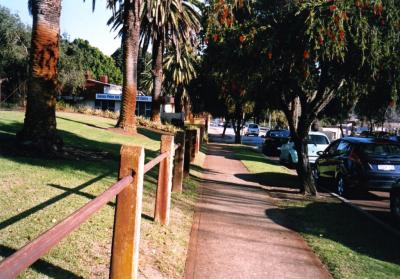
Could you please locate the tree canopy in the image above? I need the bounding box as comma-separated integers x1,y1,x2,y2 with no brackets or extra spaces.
59,37,123,95
197,0,400,194
0,6,31,102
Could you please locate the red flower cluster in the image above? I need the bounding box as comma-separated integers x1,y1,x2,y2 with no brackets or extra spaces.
303,50,310,60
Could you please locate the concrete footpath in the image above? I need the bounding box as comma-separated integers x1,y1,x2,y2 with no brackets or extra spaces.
184,144,331,279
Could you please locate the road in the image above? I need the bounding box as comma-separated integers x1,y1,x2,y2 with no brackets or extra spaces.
208,126,264,147
342,190,399,231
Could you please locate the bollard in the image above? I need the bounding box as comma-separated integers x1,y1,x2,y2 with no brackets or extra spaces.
111,145,145,279
154,135,174,225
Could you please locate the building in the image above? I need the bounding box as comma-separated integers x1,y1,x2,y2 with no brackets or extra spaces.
61,75,176,118
83,76,152,117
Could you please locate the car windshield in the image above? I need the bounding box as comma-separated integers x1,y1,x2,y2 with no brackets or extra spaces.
360,143,400,156
308,135,329,145
268,130,290,138
249,124,258,128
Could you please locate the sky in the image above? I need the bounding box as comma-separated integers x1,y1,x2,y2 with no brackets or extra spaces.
0,0,121,56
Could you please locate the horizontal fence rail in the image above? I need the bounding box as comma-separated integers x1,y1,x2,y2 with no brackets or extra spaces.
144,151,170,174
0,175,133,279
143,144,179,174
0,129,199,279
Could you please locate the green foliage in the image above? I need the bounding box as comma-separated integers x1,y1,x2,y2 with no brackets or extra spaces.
0,6,31,100
0,6,30,78
111,47,152,92
58,37,122,95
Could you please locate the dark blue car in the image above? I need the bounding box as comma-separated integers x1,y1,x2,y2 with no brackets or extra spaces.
314,137,400,196
262,129,290,156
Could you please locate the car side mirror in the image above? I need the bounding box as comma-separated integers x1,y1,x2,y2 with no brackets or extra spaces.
317,151,325,156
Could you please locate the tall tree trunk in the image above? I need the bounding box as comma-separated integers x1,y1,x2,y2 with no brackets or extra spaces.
234,117,242,144
339,123,344,138
293,136,316,195
282,100,317,196
116,0,142,134
17,0,63,152
222,118,229,137
150,38,164,123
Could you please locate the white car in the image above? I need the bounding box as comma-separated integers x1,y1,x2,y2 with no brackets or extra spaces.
279,131,330,165
245,124,260,136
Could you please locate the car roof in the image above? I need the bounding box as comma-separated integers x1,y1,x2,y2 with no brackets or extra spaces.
340,136,399,144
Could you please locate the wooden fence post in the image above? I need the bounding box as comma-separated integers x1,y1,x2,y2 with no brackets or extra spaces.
184,129,191,176
195,128,200,155
172,131,185,193
154,135,174,225
110,145,145,279
199,125,205,145
189,129,196,162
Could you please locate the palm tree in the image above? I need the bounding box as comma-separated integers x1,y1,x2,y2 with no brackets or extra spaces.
114,0,142,133
140,0,201,122
163,43,199,118
17,0,63,152
90,0,143,134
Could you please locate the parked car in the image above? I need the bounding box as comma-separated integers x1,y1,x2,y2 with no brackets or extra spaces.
314,137,400,196
245,124,260,136
259,126,269,137
262,129,291,156
280,132,330,166
390,183,400,221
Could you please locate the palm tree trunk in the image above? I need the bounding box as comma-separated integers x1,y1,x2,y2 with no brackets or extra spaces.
17,0,63,152
116,0,142,134
150,38,164,123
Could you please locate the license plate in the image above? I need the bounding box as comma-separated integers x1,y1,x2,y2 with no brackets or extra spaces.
378,165,395,171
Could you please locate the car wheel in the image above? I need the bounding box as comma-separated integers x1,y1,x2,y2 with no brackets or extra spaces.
390,189,400,222
336,175,346,197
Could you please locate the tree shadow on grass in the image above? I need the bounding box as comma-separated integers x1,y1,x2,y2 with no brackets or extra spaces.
0,245,82,278
137,127,163,142
57,116,110,130
0,120,159,175
265,201,400,267
209,143,282,166
235,172,299,189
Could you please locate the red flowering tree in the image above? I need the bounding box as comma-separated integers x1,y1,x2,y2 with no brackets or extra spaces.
205,0,400,195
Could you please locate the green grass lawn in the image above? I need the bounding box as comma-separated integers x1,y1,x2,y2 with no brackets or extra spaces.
0,110,198,278
229,145,400,279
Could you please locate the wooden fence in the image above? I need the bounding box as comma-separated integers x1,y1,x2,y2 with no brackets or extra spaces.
0,128,202,279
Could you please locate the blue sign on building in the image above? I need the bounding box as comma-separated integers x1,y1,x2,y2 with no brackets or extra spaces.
95,93,152,102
